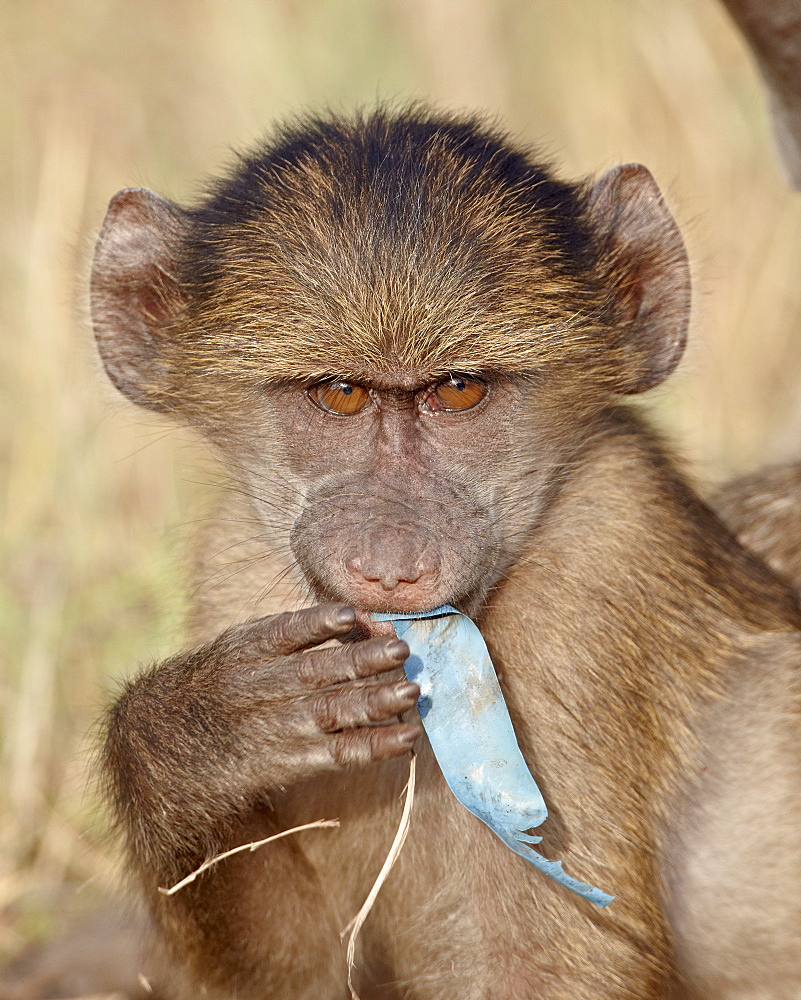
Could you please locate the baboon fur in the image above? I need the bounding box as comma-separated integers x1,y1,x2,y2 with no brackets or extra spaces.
91,108,801,1000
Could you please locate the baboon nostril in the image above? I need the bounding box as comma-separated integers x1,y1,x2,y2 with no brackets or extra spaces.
346,561,427,590
344,534,438,592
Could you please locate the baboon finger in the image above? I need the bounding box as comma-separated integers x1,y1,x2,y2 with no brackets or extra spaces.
313,680,420,733
330,723,421,767
293,637,409,690
251,604,356,656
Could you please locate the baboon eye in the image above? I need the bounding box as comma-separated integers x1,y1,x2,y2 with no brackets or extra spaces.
308,381,370,415
424,375,487,412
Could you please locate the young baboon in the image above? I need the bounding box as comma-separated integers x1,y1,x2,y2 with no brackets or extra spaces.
91,108,801,1000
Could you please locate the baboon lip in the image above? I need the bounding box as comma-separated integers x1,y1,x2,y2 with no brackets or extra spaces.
352,603,459,639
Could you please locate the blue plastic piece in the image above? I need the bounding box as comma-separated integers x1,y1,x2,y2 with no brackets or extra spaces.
372,605,614,908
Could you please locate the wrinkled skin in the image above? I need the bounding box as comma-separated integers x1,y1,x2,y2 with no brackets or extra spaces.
139,605,421,784
220,376,570,619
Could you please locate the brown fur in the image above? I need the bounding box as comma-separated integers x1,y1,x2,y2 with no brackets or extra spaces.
716,462,801,589
91,108,801,999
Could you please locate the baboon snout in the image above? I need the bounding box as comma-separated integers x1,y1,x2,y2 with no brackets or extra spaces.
343,528,440,605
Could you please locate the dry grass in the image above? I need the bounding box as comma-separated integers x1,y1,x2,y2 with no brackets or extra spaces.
2,0,800,962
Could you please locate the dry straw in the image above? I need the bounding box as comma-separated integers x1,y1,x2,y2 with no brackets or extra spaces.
342,753,417,1000
158,753,417,1000
158,818,341,896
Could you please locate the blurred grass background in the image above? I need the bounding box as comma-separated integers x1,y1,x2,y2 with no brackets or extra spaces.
2,0,801,961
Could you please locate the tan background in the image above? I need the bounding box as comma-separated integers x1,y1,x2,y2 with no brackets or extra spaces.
2,0,800,955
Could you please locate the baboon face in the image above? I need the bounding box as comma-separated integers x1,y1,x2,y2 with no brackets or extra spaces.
256,373,526,615
90,110,689,615
189,363,595,617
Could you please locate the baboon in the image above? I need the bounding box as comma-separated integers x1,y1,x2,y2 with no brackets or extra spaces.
721,0,801,190
91,109,801,999
717,463,801,590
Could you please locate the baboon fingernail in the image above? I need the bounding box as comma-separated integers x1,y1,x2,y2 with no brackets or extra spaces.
334,607,356,626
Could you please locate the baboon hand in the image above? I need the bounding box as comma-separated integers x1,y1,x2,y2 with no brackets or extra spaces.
205,603,421,784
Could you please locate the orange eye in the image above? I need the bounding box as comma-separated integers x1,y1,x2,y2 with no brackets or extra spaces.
308,381,370,415
427,376,487,412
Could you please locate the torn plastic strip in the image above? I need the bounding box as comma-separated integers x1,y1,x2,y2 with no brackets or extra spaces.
372,605,613,908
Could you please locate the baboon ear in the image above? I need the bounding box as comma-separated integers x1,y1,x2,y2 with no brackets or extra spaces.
91,188,188,411
588,164,690,394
